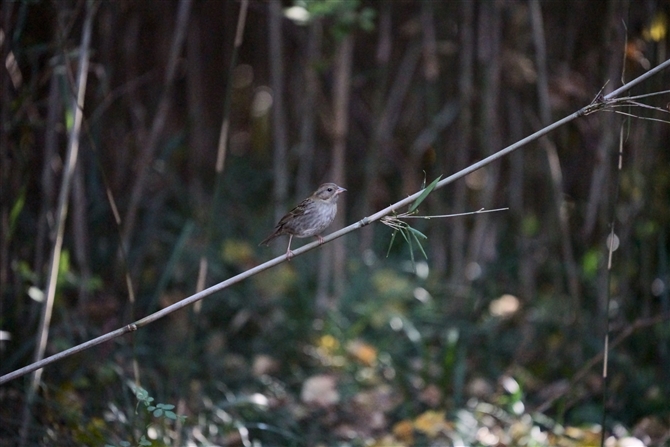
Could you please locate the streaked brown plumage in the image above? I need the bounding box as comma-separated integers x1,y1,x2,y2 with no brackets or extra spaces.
260,183,346,260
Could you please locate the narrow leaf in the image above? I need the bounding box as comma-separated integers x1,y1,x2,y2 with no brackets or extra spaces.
399,228,416,267
409,175,442,213
386,230,398,258
409,228,428,259
407,226,427,239
8,189,25,238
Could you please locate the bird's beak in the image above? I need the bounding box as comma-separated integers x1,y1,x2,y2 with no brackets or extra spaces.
336,187,346,195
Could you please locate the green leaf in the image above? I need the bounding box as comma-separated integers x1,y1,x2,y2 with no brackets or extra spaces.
158,404,175,410
8,188,25,239
134,387,148,401
408,228,428,259
408,175,442,213
153,409,163,417
165,411,177,420
399,228,415,266
407,226,427,239
386,229,398,258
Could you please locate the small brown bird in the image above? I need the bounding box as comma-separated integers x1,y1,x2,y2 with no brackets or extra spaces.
260,183,346,260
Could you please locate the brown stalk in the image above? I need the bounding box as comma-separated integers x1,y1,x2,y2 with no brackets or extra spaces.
20,1,97,444
463,0,503,294
296,19,321,200
582,1,627,244
450,0,475,285
269,0,289,230
530,0,582,310
331,34,354,302
0,0,15,333
359,1,391,253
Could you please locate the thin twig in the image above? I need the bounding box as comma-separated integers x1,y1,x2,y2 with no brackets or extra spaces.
619,89,670,100
398,207,509,219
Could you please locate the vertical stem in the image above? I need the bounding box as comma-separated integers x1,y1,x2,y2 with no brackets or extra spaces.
35,72,62,304
360,2,391,252
20,1,97,444
421,0,445,273
0,0,15,333
121,0,193,255
330,35,353,301
183,3,247,443
208,0,248,279
296,19,321,200
530,0,581,307
319,34,354,310
269,0,289,229
216,0,248,174
72,160,91,309
450,0,474,285
464,0,502,284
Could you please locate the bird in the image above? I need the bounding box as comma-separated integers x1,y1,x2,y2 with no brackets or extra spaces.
260,183,346,260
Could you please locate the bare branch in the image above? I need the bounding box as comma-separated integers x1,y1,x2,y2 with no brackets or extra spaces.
2,57,670,386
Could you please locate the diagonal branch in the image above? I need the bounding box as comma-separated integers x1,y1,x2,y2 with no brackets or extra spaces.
1,57,670,386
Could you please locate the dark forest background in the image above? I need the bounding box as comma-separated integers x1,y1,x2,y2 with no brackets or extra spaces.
2,0,670,446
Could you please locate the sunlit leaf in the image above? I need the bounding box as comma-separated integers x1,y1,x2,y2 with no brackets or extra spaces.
582,249,600,279
413,410,449,437
346,339,377,366
645,12,667,42
392,419,414,445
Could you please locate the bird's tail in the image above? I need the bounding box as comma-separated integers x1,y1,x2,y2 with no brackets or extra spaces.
259,231,279,246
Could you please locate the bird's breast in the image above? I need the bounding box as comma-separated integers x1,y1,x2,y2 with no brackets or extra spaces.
293,202,337,238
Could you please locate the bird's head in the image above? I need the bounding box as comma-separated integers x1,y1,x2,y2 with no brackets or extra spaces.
313,183,346,202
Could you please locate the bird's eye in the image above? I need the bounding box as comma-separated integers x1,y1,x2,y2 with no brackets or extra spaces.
327,188,333,192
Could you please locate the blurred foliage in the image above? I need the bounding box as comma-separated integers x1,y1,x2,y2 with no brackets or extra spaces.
294,0,376,38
